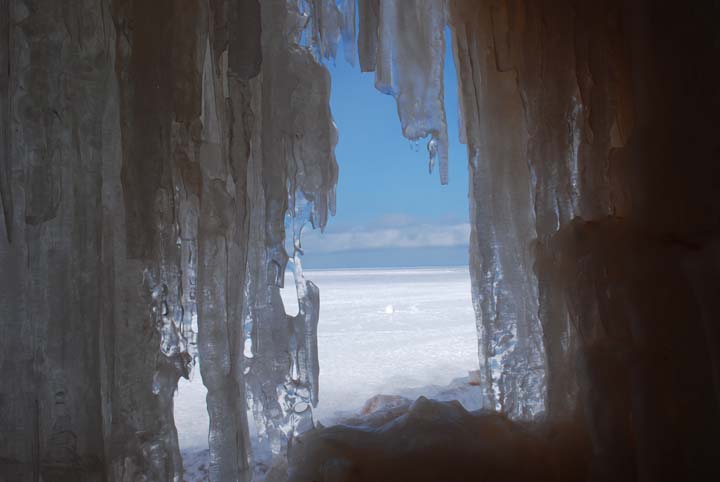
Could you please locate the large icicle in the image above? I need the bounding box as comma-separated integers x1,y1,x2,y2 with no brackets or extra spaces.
240,1,338,478
287,193,322,410
374,0,450,184
112,1,206,478
195,2,260,475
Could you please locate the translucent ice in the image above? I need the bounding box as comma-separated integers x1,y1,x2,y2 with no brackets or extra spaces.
374,0,450,184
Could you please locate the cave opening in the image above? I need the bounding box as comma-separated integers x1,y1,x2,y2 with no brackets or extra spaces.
173,24,483,478
279,25,481,425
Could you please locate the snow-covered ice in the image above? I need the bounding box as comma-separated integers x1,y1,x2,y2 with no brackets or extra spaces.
175,266,478,471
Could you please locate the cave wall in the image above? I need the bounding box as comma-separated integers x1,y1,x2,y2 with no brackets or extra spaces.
450,0,720,480
0,1,114,479
0,0,335,481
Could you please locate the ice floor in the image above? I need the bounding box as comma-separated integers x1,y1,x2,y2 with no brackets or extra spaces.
174,266,479,465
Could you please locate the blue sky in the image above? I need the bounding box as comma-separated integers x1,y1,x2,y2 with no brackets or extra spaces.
300,31,470,269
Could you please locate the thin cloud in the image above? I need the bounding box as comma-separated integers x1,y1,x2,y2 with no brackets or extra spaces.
301,222,470,253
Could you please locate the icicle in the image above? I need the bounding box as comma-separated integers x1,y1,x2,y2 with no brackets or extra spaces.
357,0,379,72
288,192,321,409
339,0,357,66
374,0,395,95
307,0,342,60
374,0,450,184
238,1,339,475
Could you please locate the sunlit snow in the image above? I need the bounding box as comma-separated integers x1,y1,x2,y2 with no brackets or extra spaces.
175,266,478,456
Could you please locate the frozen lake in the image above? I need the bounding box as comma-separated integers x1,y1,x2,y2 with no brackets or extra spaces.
175,266,479,454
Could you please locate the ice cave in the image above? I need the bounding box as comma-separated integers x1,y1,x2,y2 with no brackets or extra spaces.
1,0,719,481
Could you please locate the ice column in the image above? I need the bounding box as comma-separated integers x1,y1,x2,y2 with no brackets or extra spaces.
112,1,207,478
195,1,260,477
0,0,200,479
240,0,338,476
451,1,546,418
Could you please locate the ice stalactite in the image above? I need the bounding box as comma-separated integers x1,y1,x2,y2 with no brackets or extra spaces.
238,0,295,467
339,0,357,67
287,193,321,411
237,1,338,478
304,0,343,62
354,0,451,183
111,0,206,478
374,0,450,183
195,2,257,478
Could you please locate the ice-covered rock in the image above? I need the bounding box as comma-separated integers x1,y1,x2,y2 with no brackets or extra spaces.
286,396,590,482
